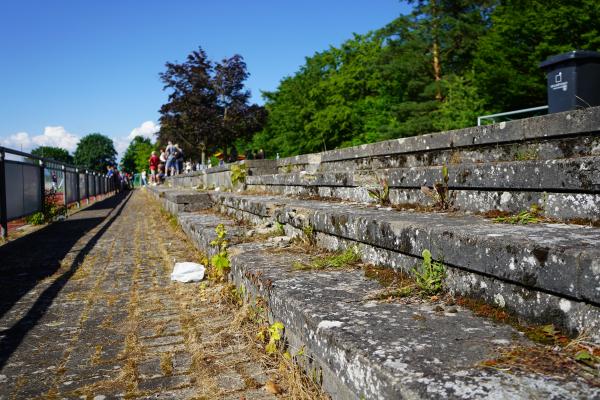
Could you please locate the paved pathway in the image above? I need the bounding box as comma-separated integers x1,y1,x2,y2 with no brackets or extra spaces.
0,190,277,399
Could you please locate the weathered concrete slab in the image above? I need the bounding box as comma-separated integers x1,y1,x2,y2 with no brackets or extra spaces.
214,193,600,303
316,107,600,163
147,186,212,214
162,204,599,399
317,134,600,171
247,156,600,192
208,192,600,339
246,184,600,223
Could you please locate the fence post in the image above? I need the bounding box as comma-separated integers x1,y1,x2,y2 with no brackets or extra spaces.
39,159,45,216
62,164,67,206
0,149,8,238
85,171,89,205
75,168,80,208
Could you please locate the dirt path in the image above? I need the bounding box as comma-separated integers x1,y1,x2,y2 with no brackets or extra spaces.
0,190,281,399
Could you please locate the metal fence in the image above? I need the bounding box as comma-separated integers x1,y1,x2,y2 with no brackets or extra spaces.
0,146,115,237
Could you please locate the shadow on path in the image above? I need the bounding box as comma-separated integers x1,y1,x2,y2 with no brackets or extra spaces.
0,191,132,370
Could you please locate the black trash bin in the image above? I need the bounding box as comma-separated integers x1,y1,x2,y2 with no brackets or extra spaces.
539,50,600,113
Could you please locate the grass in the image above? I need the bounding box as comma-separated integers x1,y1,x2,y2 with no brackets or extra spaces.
293,246,361,270
143,191,329,399
492,204,546,225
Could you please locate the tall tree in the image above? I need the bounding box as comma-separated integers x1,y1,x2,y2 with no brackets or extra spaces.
121,136,156,173
473,0,600,112
73,133,117,172
31,146,73,164
406,0,496,100
159,48,217,162
158,47,265,162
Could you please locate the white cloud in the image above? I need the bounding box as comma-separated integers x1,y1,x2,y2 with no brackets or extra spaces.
33,126,80,153
1,131,32,151
114,138,131,159
1,126,80,153
128,120,160,140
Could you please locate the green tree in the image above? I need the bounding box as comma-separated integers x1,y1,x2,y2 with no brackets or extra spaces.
31,146,73,164
121,136,156,173
158,47,265,162
473,0,600,112
73,133,117,172
433,72,485,131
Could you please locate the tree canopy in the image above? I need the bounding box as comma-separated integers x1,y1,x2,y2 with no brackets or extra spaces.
73,133,117,172
250,0,600,157
31,146,73,164
121,136,156,173
158,48,266,161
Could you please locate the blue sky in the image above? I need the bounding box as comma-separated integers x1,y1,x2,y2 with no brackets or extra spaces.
0,0,410,156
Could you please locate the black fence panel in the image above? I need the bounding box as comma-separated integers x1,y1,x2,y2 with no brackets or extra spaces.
0,146,111,237
5,161,42,220
65,170,79,204
79,173,87,200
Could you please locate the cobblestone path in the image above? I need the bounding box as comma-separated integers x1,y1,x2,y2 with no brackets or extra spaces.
0,190,278,399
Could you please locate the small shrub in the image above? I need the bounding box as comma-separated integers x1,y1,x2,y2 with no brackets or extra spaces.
26,212,45,225
493,204,545,225
230,163,248,185
26,189,67,225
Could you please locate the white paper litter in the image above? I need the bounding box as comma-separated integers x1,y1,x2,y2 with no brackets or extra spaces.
170,262,205,282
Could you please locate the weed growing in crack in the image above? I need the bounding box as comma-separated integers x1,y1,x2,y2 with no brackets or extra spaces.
367,179,390,206
301,223,316,247
420,165,455,210
293,246,361,270
412,249,446,296
230,163,248,186
275,221,285,236
209,224,230,280
265,322,285,355
493,203,545,225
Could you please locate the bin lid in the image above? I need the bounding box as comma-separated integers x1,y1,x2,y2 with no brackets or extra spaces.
540,50,600,69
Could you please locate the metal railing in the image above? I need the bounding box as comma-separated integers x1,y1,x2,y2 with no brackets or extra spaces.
0,146,115,238
477,105,549,126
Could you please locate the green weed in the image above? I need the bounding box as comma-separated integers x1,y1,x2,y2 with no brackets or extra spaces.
421,165,454,210
412,249,446,295
493,204,544,225
293,246,361,270
230,163,248,185
367,179,390,206
210,224,230,279
275,221,285,236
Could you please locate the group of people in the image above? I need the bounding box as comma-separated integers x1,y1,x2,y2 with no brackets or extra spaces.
106,165,133,192
139,142,269,187
146,141,184,185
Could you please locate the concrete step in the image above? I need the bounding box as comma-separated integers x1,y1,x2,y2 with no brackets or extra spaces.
246,156,600,223
149,188,599,399
210,192,600,340
315,134,600,172
251,157,600,192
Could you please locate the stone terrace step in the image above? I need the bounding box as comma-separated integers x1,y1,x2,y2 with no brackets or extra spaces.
273,107,600,174
150,191,599,399
246,156,600,223
251,157,600,192
209,192,600,340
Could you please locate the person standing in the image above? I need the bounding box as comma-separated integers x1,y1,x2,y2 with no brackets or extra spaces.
165,141,176,176
141,170,147,187
148,151,159,185
174,144,184,175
